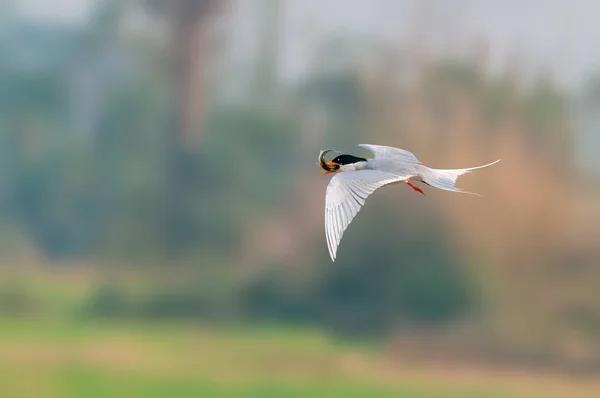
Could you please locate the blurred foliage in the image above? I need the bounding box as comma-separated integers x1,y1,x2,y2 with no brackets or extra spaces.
314,207,474,336
0,9,303,260
241,205,474,337
522,78,569,144
0,282,37,316
241,266,317,324
297,69,365,145
482,79,517,126
205,105,301,214
0,0,590,360
84,282,131,318
81,272,240,321
425,61,482,94
0,6,573,259
316,235,473,335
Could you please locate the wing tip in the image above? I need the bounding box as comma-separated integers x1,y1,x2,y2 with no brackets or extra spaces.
481,159,502,168
328,247,337,262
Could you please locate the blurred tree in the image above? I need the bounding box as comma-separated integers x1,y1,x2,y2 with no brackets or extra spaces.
314,207,474,337
523,77,569,147
0,282,37,317
240,266,316,324
254,0,282,104
0,0,304,261
241,199,475,337
84,282,130,318
577,73,600,173
147,0,219,146
297,69,365,147
146,0,221,255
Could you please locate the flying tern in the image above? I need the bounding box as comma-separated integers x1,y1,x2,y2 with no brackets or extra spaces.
318,144,500,261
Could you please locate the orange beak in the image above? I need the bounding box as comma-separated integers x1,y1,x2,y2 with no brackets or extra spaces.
321,161,339,175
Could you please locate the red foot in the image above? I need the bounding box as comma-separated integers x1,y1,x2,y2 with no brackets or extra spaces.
407,180,425,195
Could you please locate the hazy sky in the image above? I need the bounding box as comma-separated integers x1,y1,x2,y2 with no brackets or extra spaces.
232,0,600,88
17,0,600,87
288,0,600,87
17,0,92,24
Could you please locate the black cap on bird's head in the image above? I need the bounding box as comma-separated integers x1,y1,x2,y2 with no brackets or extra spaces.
330,154,367,166
318,150,367,175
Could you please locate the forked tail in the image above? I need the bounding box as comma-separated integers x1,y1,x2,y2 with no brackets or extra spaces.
420,159,500,197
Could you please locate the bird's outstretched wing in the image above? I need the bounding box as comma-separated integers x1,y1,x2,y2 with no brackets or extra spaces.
325,170,409,261
358,144,421,164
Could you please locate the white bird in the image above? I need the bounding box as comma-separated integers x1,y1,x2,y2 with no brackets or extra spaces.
317,144,500,261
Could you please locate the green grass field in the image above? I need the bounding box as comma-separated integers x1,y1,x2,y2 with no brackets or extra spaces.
0,266,598,398
1,318,596,398
0,319,518,398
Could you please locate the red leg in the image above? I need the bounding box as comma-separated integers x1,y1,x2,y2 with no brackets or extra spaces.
406,180,425,195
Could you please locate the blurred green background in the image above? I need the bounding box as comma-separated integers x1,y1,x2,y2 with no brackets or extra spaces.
1,0,600,397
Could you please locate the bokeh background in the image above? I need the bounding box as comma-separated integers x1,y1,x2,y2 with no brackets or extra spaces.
1,0,600,397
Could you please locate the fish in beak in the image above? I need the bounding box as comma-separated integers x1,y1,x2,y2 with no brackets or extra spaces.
317,150,340,175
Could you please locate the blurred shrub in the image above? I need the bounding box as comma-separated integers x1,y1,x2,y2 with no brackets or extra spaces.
296,69,364,145
83,280,230,321
83,282,130,318
136,289,212,320
0,283,37,316
523,78,568,144
317,201,474,335
205,105,300,205
315,229,473,336
240,214,475,337
240,267,316,324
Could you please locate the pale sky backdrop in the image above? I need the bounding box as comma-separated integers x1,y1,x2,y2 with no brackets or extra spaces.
15,0,600,88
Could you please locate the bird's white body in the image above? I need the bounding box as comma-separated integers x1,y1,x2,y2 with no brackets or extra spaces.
322,144,500,261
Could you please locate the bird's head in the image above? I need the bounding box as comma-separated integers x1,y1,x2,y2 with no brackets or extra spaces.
317,150,367,175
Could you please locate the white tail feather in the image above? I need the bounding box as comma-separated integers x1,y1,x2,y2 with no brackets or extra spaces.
421,159,500,196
